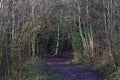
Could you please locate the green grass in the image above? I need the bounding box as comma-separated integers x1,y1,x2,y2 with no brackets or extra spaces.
107,67,120,80
8,59,50,80
8,58,61,80
23,59,50,80
49,72,61,80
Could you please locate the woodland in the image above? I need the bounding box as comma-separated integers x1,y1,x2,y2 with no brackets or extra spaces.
0,0,120,80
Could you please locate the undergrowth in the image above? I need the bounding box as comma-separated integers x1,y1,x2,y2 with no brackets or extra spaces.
8,59,49,80
107,67,120,80
8,58,61,80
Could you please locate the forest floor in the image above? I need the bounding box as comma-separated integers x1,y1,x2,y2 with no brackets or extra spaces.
44,51,105,80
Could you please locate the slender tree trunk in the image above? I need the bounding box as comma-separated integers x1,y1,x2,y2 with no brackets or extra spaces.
31,4,36,63
55,25,60,55
77,0,87,57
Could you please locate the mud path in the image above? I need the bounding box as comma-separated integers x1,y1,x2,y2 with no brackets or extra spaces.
45,57,104,80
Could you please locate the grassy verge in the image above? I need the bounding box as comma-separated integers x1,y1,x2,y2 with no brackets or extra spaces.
8,58,61,80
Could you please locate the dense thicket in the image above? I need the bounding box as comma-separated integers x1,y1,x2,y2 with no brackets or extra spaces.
0,0,120,80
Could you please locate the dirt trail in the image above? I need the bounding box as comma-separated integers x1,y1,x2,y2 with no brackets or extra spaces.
44,52,104,80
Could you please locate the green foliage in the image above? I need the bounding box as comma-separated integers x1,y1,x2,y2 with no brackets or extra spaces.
9,68,19,80
8,57,59,80
72,32,84,60
0,34,7,76
82,51,112,71
50,72,61,80
8,59,50,80
107,68,120,80
24,60,49,80
91,52,110,69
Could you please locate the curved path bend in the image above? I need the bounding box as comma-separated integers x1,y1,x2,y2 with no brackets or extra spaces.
45,58,104,80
